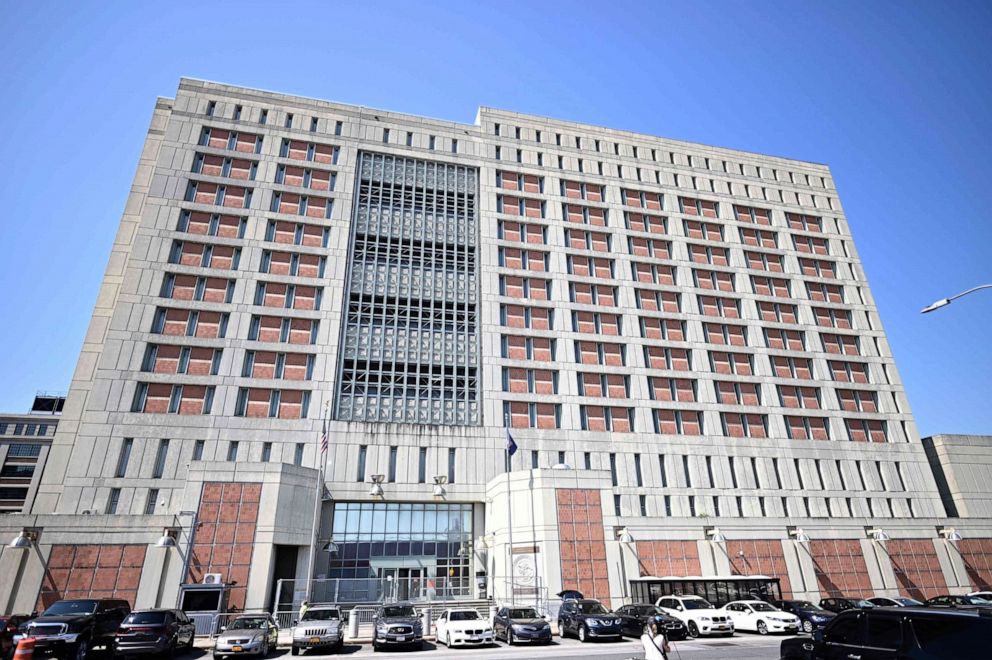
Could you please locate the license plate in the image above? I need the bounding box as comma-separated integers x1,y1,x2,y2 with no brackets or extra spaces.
232,647,242,652
470,636,480,641
309,637,320,644
397,636,407,642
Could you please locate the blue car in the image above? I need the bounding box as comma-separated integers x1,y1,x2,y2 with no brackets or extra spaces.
773,599,836,633
557,599,622,643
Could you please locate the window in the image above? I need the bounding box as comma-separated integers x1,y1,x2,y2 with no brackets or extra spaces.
152,439,169,478
259,109,268,125
115,438,133,478
382,128,390,143
609,453,618,486
429,135,436,150
227,441,239,462
261,442,272,462
145,489,159,515
285,113,294,128
825,615,863,645
106,488,121,514
233,104,242,120
294,443,304,466
448,448,456,484
310,116,318,132
658,454,668,487
634,454,643,487
639,495,648,516
192,440,205,461
206,100,216,116
406,131,413,146
388,446,398,482
418,447,427,483
334,120,343,136
531,451,539,469
614,494,622,516
357,445,367,482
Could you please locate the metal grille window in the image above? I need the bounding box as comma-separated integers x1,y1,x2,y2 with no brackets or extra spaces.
336,152,480,425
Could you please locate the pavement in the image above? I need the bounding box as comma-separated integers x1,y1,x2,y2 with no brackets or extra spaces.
185,633,786,659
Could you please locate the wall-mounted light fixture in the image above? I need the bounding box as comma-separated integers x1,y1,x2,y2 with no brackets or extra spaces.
368,474,385,497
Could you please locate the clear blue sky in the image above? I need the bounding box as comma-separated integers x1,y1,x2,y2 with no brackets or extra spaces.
0,1,989,436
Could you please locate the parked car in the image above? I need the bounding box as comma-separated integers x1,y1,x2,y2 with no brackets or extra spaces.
371,602,423,651
290,606,342,655
434,608,493,648
924,594,992,609
968,590,992,601
818,597,875,614
213,614,278,659
113,609,195,658
721,600,799,635
1,616,34,660
612,604,687,640
557,599,622,642
780,606,992,659
773,600,835,633
655,595,733,638
19,598,130,660
491,606,551,645
557,590,585,601
867,596,924,607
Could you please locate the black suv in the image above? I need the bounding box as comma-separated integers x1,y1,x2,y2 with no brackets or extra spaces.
371,603,423,651
780,606,992,659
557,599,622,643
924,594,992,609
818,597,874,614
613,604,687,640
21,598,130,660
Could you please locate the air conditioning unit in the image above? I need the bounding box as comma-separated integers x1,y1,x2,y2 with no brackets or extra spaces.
202,573,223,585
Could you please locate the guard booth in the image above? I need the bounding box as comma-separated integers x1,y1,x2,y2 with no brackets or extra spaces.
630,575,783,608
179,582,230,635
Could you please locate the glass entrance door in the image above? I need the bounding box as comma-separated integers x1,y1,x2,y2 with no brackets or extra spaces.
398,568,423,601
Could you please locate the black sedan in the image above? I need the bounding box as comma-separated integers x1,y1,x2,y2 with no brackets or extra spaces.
491,607,551,645
114,609,196,657
773,600,835,633
613,604,687,640
924,594,992,609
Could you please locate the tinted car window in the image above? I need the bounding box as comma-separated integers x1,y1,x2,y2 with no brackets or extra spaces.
913,618,986,657
43,601,99,616
825,616,863,645
124,612,167,625
866,615,902,650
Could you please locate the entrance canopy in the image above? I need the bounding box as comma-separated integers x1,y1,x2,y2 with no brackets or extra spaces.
630,575,781,608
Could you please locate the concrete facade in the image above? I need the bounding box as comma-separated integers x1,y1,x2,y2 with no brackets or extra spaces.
2,79,991,615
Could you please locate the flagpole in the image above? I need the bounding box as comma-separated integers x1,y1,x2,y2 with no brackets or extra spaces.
305,401,329,602
504,417,516,605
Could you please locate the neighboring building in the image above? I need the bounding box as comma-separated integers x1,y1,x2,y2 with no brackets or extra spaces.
922,434,992,519
1,79,990,616
0,394,63,514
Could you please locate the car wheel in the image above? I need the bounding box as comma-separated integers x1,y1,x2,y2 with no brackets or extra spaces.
756,621,768,635
507,628,514,645
558,621,567,638
578,625,587,643
446,633,452,647
687,621,699,638
802,620,813,633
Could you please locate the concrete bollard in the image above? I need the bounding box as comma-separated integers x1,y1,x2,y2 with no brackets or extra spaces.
14,637,35,660
347,613,359,640
422,609,432,637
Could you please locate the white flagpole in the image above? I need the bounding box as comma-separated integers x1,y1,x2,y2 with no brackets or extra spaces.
305,402,329,602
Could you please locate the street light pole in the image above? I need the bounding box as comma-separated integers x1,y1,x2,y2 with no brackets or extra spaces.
921,284,992,313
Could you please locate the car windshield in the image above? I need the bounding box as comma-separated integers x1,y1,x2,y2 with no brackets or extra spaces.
855,600,875,608
124,612,167,625
509,609,539,619
449,611,479,621
229,617,268,630
895,598,923,606
791,601,822,611
750,603,777,612
577,603,609,615
43,600,99,616
682,600,713,610
382,606,416,618
303,609,340,621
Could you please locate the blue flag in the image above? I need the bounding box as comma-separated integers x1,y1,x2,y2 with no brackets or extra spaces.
505,428,518,456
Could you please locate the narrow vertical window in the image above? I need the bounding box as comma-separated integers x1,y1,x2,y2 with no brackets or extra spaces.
293,443,304,466
310,116,318,132
334,120,343,136
658,454,668,487
260,109,268,125
531,451,539,469
152,439,169,478
634,454,643,487
145,489,159,515
388,446,398,482
614,494,622,516
261,442,272,462
285,113,294,128
357,445,367,482
206,100,216,117
682,455,692,487
192,440,205,461
609,453,618,486
583,452,591,470
447,448,456,484
115,438,133,478
227,440,239,462
106,488,121,514
639,495,647,516
418,447,427,484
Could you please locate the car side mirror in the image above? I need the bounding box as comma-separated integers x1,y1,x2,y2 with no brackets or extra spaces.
676,606,683,611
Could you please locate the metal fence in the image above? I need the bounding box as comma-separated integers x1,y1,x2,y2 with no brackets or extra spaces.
275,576,473,611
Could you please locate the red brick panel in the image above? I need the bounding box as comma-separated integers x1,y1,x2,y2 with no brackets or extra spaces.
810,539,872,597
188,482,261,609
38,544,146,609
887,539,947,600
728,540,793,598
635,540,700,578
959,538,992,591
557,489,610,604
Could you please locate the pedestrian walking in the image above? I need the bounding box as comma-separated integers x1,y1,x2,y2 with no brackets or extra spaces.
298,600,310,621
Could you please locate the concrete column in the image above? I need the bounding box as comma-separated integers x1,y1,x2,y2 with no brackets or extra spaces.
935,539,971,591
862,538,898,596
136,543,169,608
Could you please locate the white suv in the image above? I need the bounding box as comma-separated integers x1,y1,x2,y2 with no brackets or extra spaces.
655,596,734,637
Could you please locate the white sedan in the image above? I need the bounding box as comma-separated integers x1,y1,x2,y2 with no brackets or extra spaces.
721,600,800,635
435,608,494,648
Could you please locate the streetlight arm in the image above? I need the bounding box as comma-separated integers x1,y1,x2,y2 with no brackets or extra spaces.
922,283,992,313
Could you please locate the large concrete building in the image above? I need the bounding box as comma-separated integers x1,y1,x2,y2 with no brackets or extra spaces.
0,394,64,515
2,79,991,617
